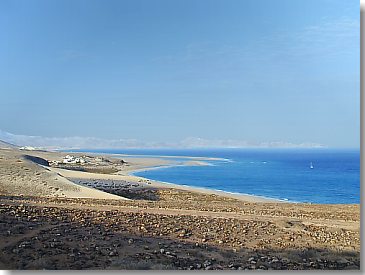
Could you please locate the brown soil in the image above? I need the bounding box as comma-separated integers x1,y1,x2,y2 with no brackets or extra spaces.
0,191,360,270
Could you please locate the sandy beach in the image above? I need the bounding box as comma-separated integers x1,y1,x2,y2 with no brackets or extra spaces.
0,147,360,270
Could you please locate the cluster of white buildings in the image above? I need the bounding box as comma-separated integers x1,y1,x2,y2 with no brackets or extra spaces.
19,146,37,151
62,155,86,164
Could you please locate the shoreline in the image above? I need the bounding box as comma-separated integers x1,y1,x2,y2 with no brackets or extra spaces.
61,151,285,203
136,177,288,203
125,162,286,203
104,152,288,203
111,153,289,203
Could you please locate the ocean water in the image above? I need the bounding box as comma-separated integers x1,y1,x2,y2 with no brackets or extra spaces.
68,148,360,204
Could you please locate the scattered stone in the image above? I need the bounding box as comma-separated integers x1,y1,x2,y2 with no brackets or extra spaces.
336,259,349,265
109,251,118,256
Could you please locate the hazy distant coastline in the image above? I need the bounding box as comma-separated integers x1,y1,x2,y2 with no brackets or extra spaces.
0,129,326,150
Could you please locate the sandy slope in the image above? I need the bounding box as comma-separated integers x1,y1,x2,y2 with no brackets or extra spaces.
0,148,127,200
0,140,18,149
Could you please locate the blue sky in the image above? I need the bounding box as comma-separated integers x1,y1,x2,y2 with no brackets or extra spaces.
0,0,360,148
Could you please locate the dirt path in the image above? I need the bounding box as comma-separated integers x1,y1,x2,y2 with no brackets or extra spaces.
1,198,357,232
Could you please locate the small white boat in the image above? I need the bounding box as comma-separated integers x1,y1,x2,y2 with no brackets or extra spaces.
310,162,314,169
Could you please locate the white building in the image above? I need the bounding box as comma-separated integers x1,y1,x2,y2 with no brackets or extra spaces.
19,146,37,151
62,155,86,164
75,157,86,164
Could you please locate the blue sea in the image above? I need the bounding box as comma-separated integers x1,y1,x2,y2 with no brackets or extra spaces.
67,148,360,204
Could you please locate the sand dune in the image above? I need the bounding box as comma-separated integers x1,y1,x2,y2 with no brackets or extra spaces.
0,148,128,200
0,140,18,149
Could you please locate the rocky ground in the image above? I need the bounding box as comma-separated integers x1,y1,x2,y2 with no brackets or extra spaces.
68,178,159,200
0,148,360,270
0,190,360,270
